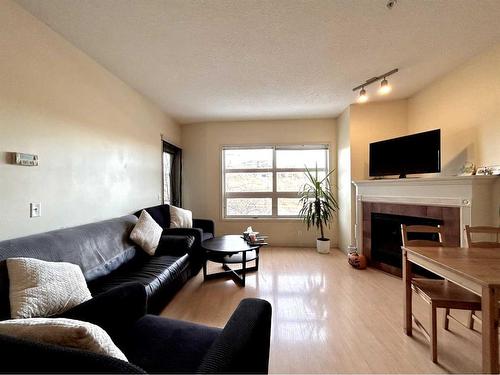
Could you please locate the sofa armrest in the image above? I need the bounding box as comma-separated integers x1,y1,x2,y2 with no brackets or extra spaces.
197,298,272,374
58,282,147,340
193,219,215,236
0,333,145,373
156,235,195,256
162,227,203,249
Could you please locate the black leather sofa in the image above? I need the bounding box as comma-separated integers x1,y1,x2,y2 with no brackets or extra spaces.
0,215,272,373
0,215,200,316
136,204,215,251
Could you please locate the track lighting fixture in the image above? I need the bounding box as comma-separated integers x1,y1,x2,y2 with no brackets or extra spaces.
352,68,398,103
358,87,368,103
378,78,391,95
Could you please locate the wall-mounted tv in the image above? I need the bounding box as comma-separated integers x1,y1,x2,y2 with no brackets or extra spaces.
369,129,441,178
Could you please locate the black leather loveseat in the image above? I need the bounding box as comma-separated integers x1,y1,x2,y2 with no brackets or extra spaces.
0,215,272,373
0,214,200,316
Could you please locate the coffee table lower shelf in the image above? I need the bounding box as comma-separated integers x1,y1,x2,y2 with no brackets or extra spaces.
203,249,259,287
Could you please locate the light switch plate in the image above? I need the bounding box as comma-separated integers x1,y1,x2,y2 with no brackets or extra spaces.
30,203,41,218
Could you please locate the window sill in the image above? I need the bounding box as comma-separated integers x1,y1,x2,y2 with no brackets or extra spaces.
221,217,302,222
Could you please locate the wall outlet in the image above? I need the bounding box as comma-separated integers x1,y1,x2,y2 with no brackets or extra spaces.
30,202,41,218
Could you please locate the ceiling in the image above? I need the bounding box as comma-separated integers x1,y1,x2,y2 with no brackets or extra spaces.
15,0,500,124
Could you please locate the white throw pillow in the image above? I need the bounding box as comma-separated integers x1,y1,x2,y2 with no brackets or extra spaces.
170,205,193,229
7,257,92,319
0,317,127,361
130,210,163,255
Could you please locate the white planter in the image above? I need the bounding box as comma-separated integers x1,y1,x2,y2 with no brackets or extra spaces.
316,238,330,254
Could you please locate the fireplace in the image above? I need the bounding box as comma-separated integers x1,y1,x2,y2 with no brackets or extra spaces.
371,213,443,277
353,176,498,277
361,202,460,276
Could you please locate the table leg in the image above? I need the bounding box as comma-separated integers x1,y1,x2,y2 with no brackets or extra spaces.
481,286,499,374
402,248,413,336
241,251,246,287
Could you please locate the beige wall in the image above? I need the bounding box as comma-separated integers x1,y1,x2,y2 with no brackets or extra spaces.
407,43,500,225
336,100,409,252
181,119,337,247
336,107,353,252
0,0,180,240
408,43,500,176
350,100,409,181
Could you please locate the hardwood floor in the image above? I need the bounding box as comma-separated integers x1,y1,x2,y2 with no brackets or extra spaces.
161,247,489,373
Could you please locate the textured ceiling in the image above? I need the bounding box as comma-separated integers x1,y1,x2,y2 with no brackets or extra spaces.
15,0,500,124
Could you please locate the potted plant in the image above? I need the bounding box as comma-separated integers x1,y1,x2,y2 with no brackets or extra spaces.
298,166,339,254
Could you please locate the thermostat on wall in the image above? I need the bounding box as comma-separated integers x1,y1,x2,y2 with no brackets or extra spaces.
12,152,39,166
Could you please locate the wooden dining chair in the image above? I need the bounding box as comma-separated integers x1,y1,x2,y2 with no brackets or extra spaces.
401,224,481,363
464,225,500,331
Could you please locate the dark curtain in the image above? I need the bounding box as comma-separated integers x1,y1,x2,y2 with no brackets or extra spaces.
163,141,182,207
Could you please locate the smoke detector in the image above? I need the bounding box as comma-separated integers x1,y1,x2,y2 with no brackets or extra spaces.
386,0,398,10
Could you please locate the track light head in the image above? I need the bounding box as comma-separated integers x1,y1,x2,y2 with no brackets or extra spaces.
378,78,392,95
358,87,368,103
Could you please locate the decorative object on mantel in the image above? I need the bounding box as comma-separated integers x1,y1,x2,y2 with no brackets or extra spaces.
459,161,476,176
298,166,338,254
477,165,500,176
347,246,367,269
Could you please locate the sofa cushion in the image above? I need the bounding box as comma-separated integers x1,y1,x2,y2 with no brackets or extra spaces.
88,255,190,306
120,315,221,373
0,216,139,282
136,205,171,229
8,258,92,319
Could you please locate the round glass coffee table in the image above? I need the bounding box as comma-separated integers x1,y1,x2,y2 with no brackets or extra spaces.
202,235,263,286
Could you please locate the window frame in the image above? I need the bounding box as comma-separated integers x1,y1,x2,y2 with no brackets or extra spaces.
221,144,330,219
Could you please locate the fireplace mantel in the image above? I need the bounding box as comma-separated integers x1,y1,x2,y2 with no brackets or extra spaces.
352,176,498,251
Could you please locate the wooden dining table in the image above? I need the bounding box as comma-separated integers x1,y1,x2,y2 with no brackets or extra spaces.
402,246,500,373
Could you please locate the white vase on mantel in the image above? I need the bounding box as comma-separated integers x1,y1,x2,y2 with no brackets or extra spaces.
316,238,330,254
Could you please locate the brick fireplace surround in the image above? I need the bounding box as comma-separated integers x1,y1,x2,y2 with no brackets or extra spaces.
353,176,498,275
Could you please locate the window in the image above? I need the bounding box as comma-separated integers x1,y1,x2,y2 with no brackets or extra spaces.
163,141,182,206
222,145,329,218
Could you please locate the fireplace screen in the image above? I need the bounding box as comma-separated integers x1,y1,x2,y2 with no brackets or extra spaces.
371,212,443,270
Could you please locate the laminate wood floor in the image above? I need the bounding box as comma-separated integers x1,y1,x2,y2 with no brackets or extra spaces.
161,247,491,373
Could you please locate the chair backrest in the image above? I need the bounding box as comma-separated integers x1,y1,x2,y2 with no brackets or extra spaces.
401,224,445,247
465,225,500,248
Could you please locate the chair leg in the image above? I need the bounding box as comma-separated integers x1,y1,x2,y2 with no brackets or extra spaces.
444,308,450,331
468,311,475,330
431,303,438,363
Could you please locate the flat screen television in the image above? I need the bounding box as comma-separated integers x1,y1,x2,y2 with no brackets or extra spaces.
369,129,441,178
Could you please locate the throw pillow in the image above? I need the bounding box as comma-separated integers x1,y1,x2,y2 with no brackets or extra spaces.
0,317,128,361
130,210,163,255
170,205,193,229
7,257,92,319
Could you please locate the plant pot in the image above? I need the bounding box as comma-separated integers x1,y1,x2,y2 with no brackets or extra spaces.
316,238,330,254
